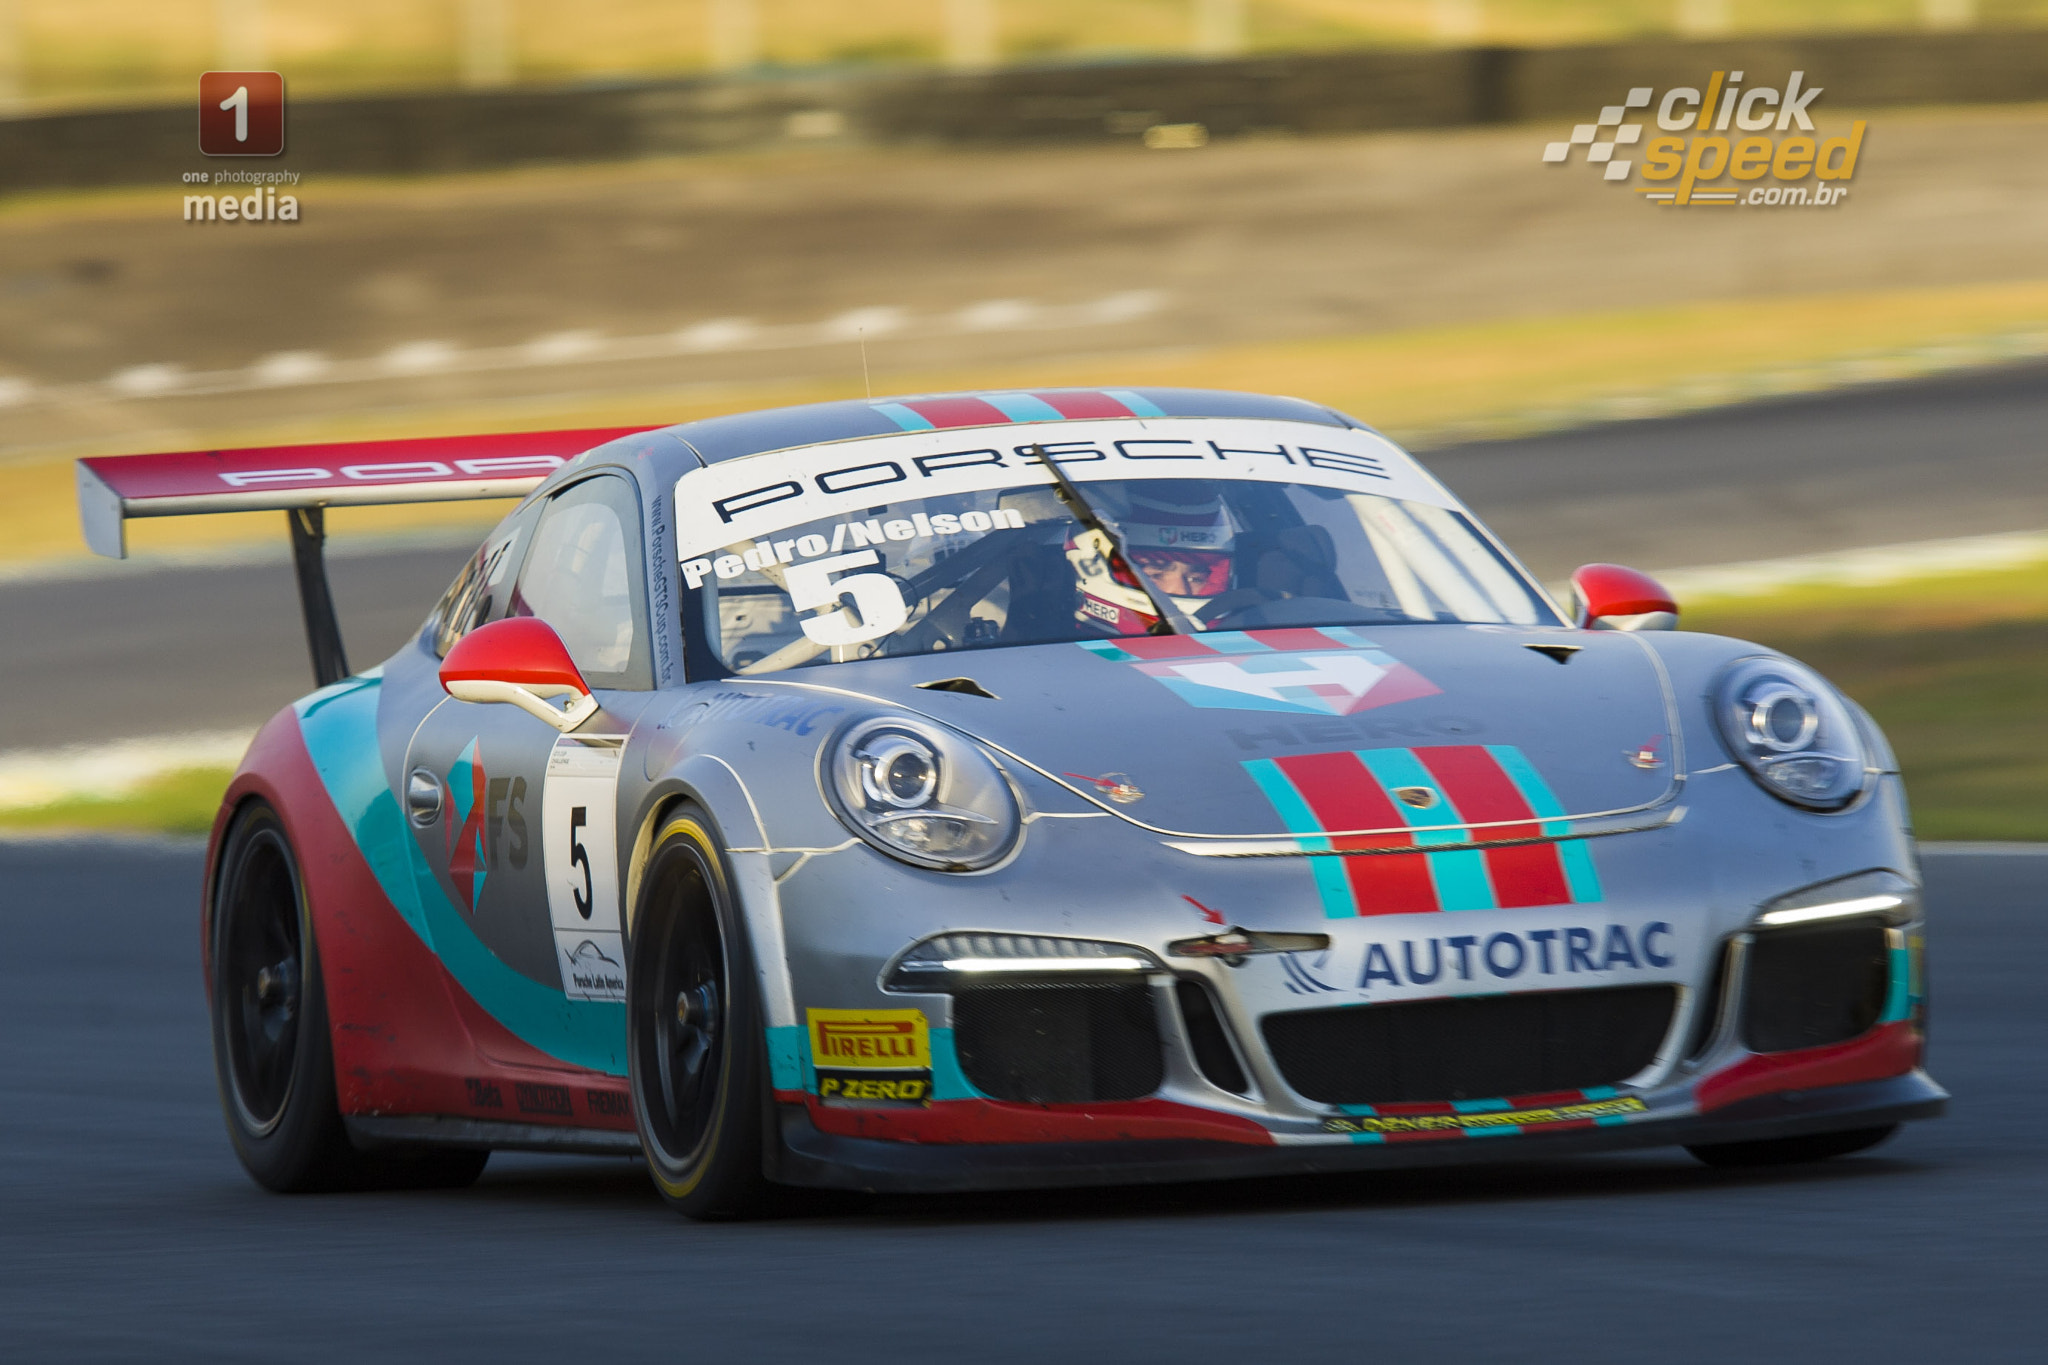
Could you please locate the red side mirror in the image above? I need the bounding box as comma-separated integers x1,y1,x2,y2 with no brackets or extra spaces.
1571,564,1678,632
439,617,597,731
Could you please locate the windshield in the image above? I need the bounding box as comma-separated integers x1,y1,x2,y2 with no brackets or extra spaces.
681,473,1558,676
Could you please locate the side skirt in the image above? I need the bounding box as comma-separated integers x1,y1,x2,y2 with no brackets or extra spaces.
345,1114,643,1158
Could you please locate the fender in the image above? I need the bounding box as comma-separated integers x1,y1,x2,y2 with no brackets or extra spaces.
208,698,633,1129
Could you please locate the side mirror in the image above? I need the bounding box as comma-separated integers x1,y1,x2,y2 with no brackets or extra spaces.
439,617,598,732
1571,563,1678,632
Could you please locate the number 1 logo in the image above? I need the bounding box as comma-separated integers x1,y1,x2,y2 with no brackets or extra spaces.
198,71,285,156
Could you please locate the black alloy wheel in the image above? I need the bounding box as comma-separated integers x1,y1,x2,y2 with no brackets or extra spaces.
210,800,487,1192
1686,1123,1899,1168
628,808,779,1219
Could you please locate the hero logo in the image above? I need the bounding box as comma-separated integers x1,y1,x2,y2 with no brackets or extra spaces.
215,455,563,488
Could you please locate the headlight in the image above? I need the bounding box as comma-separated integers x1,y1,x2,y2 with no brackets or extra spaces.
1712,657,1869,811
826,716,1020,870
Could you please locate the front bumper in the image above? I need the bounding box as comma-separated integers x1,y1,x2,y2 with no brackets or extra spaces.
770,1069,1947,1193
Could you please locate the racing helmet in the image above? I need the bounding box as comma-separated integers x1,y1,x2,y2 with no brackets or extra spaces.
1070,481,1235,634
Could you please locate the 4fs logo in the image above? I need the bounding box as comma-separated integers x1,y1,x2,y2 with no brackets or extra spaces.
1544,70,1863,208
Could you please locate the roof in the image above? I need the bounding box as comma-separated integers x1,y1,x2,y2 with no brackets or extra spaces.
642,387,1364,467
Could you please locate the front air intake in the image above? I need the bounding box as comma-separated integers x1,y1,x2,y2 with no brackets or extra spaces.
1741,919,1889,1054
1262,985,1678,1105
951,982,1164,1104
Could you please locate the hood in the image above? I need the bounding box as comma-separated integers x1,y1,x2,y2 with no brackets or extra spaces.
783,625,1681,843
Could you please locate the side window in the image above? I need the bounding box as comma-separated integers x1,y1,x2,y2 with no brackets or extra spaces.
508,475,651,690
431,511,535,657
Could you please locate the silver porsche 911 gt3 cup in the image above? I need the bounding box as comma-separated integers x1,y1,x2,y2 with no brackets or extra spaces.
78,386,1943,1218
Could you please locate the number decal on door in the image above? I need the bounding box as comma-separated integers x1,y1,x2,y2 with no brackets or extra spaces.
568,806,593,919
542,736,626,1001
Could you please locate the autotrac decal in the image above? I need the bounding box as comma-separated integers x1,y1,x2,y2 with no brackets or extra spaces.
805,1008,933,1106
671,417,1449,564
1079,628,1441,716
1266,915,1678,1007
1243,744,1602,917
1322,1088,1650,1141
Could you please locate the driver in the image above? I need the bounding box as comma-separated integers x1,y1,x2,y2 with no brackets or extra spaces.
1070,481,1234,635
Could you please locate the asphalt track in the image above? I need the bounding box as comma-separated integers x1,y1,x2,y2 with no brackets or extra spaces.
0,840,2039,1362
4,355,2046,749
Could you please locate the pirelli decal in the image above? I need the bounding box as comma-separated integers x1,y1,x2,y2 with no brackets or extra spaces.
1244,744,1603,918
806,1008,933,1107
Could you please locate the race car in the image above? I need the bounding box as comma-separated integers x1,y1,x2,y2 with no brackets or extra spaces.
77,386,1944,1218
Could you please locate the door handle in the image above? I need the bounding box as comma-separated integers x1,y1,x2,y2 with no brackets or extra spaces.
406,767,444,826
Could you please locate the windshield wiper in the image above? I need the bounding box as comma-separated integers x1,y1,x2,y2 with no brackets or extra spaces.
1028,443,1198,636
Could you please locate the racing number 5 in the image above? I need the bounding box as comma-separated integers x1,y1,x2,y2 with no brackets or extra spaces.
786,550,908,647
569,806,593,919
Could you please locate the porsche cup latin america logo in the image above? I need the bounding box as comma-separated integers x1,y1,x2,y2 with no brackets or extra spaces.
1080,627,1442,717
1543,70,1864,208
806,1008,934,1106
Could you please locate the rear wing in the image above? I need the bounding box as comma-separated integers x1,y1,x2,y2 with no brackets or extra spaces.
76,427,655,686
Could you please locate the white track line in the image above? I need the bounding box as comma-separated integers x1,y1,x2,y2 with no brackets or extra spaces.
0,291,1167,410
0,730,255,811
1655,528,2048,599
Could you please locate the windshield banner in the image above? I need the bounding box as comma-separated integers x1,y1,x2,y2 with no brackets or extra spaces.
671,418,1449,564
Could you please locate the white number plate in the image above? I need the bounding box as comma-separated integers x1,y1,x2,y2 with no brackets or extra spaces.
541,734,627,1001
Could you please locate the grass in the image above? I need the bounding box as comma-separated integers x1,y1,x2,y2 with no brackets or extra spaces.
4,567,2040,839
0,766,231,837
12,0,2048,109
9,277,2048,564
1688,565,2048,842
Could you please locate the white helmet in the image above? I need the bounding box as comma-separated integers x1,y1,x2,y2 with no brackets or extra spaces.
1070,482,1235,634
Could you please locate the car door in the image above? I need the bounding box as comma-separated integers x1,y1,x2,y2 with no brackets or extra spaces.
404,472,661,1054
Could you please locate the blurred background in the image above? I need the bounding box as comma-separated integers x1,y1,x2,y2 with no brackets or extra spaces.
0,0,2043,841
6,0,2047,110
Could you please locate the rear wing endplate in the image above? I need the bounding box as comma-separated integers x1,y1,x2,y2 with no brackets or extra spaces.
75,426,654,686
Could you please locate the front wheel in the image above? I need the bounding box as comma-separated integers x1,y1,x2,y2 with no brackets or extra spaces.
210,800,487,1192
1686,1124,1899,1169
628,808,780,1220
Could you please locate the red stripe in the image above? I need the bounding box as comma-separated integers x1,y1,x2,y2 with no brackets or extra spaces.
1695,1021,1920,1112
1114,635,1221,661
904,396,1012,428
1415,746,1570,908
1368,1100,1460,1116
1033,390,1133,419
1248,627,1347,653
1504,1088,1590,1109
1274,751,1436,916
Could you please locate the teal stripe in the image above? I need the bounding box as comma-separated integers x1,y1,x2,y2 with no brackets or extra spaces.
1579,1085,1619,1101
1881,946,1913,1023
930,1027,981,1100
1595,1115,1631,1127
871,401,934,431
1243,759,1354,918
1354,748,1495,912
1348,1131,1387,1145
1105,389,1166,417
1201,631,1271,654
767,1024,805,1091
1452,1098,1514,1113
1315,626,1378,649
1077,639,1136,663
1487,743,1603,904
1465,1125,1521,1138
985,392,1066,422
294,678,627,1076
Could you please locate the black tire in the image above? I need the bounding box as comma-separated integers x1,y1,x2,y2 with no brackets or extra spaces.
1685,1124,1900,1169
627,808,781,1220
210,800,488,1193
